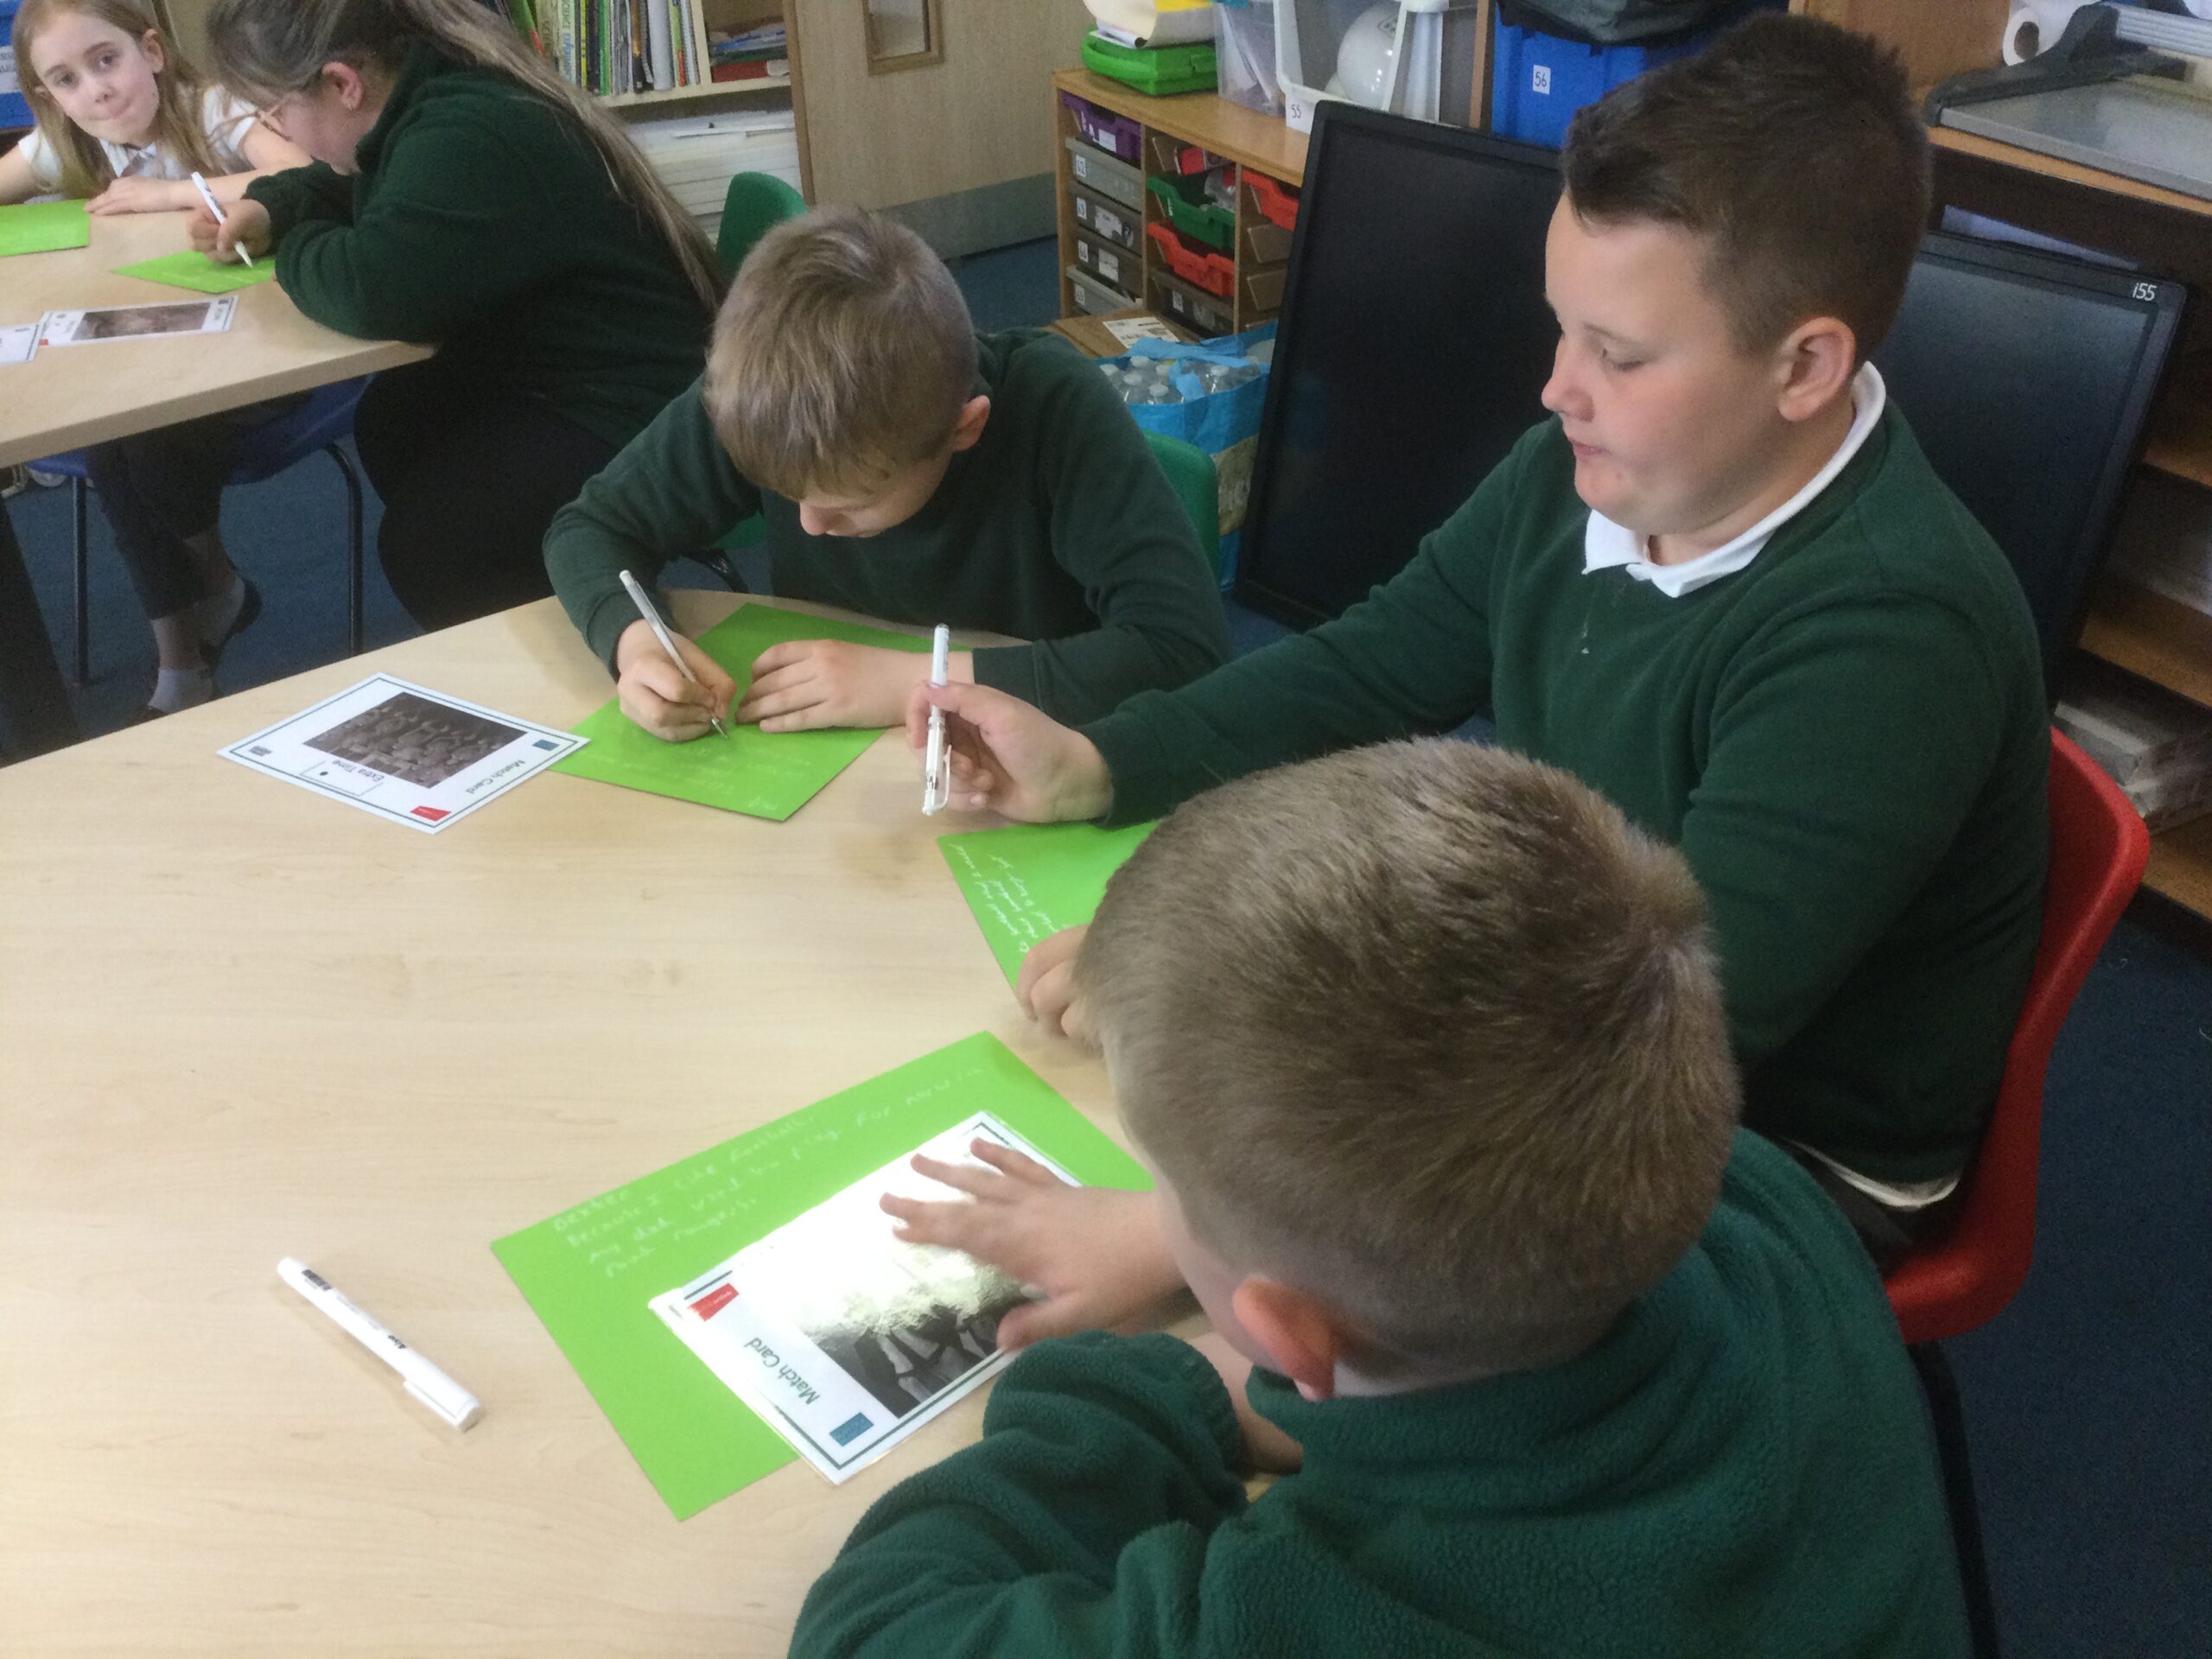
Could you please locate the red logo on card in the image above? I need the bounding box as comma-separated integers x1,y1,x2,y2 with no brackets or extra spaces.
692,1285,738,1319
411,806,450,821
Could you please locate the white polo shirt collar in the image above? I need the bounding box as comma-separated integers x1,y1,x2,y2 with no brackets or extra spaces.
1581,364,1887,598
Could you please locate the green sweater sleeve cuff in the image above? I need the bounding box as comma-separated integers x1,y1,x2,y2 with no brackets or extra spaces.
1081,696,1188,828
970,644,1040,709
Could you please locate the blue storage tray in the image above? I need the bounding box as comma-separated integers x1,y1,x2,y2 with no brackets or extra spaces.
1490,3,1782,149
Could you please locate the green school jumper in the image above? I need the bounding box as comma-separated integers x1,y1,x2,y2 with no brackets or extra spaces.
541,332,1232,724
791,1131,1969,1659
245,44,710,450
1084,411,2050,1183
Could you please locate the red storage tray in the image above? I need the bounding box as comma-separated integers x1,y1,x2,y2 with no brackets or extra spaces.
1144,220,1235,299
1244,169,1300,230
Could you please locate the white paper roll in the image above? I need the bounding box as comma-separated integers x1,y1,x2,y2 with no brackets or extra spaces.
2003,0,2101,66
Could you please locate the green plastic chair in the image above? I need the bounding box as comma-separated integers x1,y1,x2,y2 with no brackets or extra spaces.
715,170,808,277
706,173,810,578
1143,430,1224,584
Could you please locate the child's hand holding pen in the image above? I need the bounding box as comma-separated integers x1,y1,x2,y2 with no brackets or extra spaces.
187,193,272,265
614,618,740,741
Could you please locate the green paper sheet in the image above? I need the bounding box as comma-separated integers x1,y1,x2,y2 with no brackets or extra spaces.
0,200,91,257
111,250,276,294
492,1033,1147,1517
938,821,1156,984
551,602,929,820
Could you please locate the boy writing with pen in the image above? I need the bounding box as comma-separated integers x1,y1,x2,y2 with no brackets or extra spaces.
543,206,1231,741
790,741,1968,1657
901,16,2049,1263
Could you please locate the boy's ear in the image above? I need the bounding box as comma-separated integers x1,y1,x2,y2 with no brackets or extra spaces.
1230,1277,1352,1403
947,395,991,454
1773,315,1858,426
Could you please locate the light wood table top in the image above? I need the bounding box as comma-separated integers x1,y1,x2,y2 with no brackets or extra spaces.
0,208,434,467
0,592,1122,1656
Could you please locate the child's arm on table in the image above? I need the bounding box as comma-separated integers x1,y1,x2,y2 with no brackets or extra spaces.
790,1332,1247,1659
882,1140,1186,1350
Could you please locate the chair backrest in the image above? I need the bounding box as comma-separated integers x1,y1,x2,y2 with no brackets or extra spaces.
716,172,809,278
1885,729,2150,1344
1142,430,1223,582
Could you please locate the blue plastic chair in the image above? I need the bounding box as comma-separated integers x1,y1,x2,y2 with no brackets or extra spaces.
38,376,370,686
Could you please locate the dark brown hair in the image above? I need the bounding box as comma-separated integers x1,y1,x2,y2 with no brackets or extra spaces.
1561,13,1929,359
1076,741,1740,1379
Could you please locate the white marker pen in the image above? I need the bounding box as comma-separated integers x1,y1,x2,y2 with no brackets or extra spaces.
277,1257,482,1430
922,623,950,816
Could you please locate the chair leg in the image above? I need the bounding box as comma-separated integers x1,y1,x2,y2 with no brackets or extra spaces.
71,479,90,688
1910,1342,2002,1659
327,442,365,657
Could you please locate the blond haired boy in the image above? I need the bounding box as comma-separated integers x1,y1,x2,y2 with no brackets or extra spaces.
544,206,1229,738
794,741,1967,1658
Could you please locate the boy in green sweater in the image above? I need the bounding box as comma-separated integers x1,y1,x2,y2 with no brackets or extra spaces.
543,206,1230,739
798,741,1968,1658
906,16,2049,1259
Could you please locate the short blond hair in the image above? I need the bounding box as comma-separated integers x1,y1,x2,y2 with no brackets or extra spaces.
1077,741,1740,1377
702,206,977,499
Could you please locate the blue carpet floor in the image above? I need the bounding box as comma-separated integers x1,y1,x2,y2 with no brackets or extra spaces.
7,232,2206,1655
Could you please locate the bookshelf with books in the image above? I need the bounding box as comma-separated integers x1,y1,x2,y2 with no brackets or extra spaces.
510,0,809,234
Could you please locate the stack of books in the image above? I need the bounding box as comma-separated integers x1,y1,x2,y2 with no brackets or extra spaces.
711,21,790,83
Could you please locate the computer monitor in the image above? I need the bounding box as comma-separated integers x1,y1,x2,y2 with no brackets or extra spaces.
1870,232,2186,676
1235,105,2190,681
1234,103,1562,626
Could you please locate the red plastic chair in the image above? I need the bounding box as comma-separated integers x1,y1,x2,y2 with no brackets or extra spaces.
1884,728,2149,1658
1886,728,2151,1341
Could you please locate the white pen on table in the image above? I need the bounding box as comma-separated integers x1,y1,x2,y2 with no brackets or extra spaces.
276,1257,482,1431
922,622,950,816
188,171,252,266
618,568,731,740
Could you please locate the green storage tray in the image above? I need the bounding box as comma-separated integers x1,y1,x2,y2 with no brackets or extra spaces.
1146,170,1236,254
1081,31,1217,96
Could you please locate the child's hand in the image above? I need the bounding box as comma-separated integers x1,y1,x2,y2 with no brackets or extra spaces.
189,197,270,264
1015,925,1093,1045
734,639,920,732
1187,1332,1305,1476
882,1141,1187,1351
904,680,1114,823
613,618,739,741
87,176,191,215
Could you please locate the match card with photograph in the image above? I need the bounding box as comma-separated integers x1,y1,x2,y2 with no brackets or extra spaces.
220,674,587,832
648,1114,1079,1484
37,296,238,348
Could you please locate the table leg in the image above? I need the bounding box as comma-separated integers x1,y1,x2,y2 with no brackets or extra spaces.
0,496,79,762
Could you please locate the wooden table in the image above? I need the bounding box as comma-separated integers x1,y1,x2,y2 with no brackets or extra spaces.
0,210,434,760
0,592,1119,1655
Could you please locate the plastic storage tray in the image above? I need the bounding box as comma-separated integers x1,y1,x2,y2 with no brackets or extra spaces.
1065,137,1147,213
1070,264,1135,316
1074,229,1141,302
1081,31,1217,96
1145,220,1236,299
1146,170,1236,255
1490,3,1782,149
1151,269,1236,336
1243,169,1300,230
1058,90,1142,163
1072,186,1142,253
